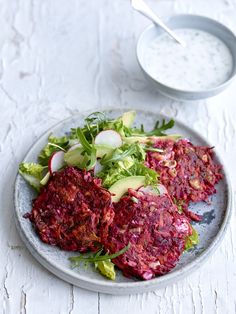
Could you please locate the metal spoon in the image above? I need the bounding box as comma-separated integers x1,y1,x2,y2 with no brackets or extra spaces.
131,0,186,47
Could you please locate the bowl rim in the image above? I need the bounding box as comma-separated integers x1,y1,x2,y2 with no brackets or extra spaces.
14,107,233,294
136,14,236,95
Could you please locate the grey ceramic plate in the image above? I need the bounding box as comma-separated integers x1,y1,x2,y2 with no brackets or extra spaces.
14,108,232,294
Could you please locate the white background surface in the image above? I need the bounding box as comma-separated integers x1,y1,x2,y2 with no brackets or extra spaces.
0,0,236,313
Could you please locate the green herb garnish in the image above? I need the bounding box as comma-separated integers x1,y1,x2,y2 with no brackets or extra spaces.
69,243,130,266
147,119,175,136
130,118,175,137
75,128,97,170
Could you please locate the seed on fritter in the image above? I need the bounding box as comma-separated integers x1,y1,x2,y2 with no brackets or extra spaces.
162,160,177,168
202,154,208,162
168,168,177,177
189,178,201,190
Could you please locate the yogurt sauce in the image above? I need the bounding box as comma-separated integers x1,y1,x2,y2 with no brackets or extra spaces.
144,28,233,91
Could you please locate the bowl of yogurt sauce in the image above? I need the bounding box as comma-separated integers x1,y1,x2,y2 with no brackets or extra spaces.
137,14,236,100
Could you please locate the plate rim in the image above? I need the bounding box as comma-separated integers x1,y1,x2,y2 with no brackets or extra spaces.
14,107,233,294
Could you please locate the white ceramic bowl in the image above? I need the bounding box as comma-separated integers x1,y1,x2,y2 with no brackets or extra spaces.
137,14,236,101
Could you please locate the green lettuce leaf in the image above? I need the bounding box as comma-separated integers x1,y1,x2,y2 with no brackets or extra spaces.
185,226,199,251
98,160,158,188
19,162,45,191
97,142,158,188
95,260,116,280
38,134,69,166
129,163,159,186
100,143,145,166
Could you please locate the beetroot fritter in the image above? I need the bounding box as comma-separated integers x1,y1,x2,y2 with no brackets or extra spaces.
102,189,192,280
146,139,222,206
28,167,114,252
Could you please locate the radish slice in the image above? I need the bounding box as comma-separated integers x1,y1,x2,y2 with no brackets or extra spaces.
139,184,167,196
95,130,122,148
48,151,65,174
67,143,81,152
94,160,103,176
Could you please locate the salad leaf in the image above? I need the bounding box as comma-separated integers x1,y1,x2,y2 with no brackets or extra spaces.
76,128,93,153
38,134,69,166
129,163,159,186
100,143,145,166
74,128,97,170
97,160,134,188
70,112,132,142
185,226,199,251
97,141,158,188
69,244,130,266
19,162,45,191
83,111,107,140
97,143,146,187
130,119,175,137
69,244,130,280
77,246,116,280
98,160,158,188
85,111,106,130
95,260,116,280
86,145,97,170
147,119,175,136
70,112,175,147
19,162,44,179
106,119,132,138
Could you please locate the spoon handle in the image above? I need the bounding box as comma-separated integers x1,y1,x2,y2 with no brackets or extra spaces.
131,0,186,46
